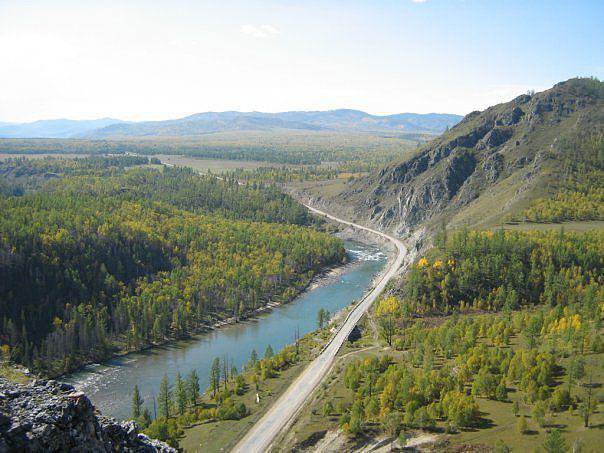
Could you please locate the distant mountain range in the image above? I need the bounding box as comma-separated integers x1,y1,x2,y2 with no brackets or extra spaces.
0,110,462,139
0,118,126,139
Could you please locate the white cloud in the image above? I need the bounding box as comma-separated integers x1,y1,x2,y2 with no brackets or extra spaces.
411,0,428,3
240,24,281,39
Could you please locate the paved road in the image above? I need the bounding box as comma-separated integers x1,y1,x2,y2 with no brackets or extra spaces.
232,204,410,453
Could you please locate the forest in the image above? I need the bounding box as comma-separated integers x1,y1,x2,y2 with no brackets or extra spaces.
0,157,312,224
0,131,420,165
327,228,602,450
399,228,602,314
0,156,345,375
126,227,603,451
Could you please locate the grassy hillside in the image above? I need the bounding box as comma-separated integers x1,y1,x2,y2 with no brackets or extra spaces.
336,78,603,234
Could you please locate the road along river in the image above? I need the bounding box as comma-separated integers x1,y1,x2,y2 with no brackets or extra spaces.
64,240,387,422
233,204,412,453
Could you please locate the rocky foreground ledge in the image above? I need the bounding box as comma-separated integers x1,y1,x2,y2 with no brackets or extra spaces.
0,378,175,452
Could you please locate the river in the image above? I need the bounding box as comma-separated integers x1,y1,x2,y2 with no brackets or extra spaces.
64,240,387,421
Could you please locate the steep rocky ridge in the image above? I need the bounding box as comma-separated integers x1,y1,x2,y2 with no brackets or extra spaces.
0,378,174,452
339,78,604,234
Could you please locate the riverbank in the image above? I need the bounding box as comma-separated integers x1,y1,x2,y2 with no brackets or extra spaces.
44,249,348,381
64,240,387,422
178,245,393,452
232,202,410,453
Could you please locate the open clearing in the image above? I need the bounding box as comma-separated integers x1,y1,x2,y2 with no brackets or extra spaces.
500,220,604,232
151,154,289,173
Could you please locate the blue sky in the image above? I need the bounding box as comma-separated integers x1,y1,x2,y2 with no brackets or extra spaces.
0,0,602,122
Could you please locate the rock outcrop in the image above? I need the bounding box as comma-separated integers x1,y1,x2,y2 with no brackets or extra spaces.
0,378,175,453
340,77,604,233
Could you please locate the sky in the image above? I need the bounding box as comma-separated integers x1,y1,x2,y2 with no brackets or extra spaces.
0,0,602,122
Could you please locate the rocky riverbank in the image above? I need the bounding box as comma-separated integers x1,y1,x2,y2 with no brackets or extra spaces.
0,378,174,452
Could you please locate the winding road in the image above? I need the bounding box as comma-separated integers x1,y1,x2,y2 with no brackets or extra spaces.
232,203,410,453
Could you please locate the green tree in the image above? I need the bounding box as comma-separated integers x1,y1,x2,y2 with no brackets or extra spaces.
250,349,258,367
383,411,401,450
174,372,187,416
532,400,547,427
210,358,221,397
158,374,171,420
140,407,152,428
543,429,568,453
186,369,200,406
495,380,508,401
517,415,528,434
398,431,408,450
317,308,330,329
132,384,144,419
264,344,274,359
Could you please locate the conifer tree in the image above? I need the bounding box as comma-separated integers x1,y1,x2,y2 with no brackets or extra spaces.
132,384,144,419
158,374,171,419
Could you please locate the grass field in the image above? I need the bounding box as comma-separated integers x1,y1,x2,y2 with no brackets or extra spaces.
0,362,32,385
289,179,351,198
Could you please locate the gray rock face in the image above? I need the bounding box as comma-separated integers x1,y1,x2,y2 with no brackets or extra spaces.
341,77,603,233
0,378,175,453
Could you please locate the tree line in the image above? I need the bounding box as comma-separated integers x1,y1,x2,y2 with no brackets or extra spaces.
0,157,345,375
330,227,602,447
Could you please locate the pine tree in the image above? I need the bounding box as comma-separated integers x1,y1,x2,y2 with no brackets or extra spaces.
158,374,171,419
210,357,221,397
131,384,144,419
174,372,187,416
141,407,152,428
250,349,258,367
543,429,567,453
264,344,274,359
186,369,200,405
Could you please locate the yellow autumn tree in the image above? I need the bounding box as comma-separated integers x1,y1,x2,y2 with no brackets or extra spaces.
376,296,401,316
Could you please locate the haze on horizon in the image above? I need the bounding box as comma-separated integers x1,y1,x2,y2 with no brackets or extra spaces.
1,0,602,123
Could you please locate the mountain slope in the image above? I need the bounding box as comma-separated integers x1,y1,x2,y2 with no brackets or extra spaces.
0,118,125,138
85,110,462,137
339,78,604,234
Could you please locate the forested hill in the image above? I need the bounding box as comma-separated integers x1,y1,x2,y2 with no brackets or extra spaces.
0,118,126,138
0,157,312,225
340,77,604,233
81,110,461,137
0,157,345,376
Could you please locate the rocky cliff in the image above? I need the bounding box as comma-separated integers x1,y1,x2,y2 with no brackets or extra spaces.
0,378,175,453
340,78,604,233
